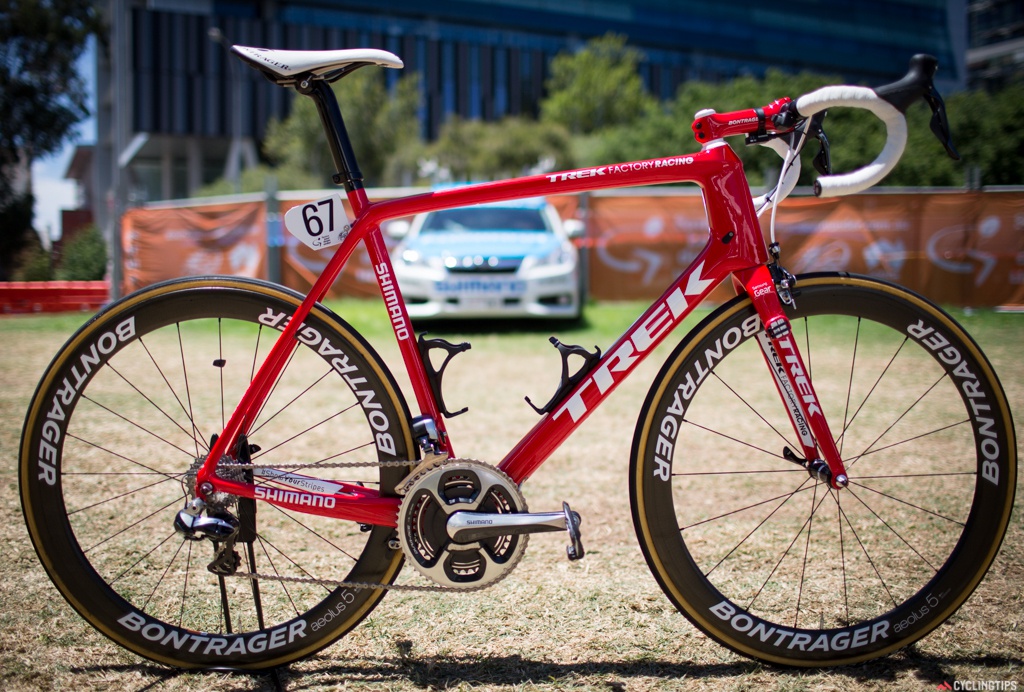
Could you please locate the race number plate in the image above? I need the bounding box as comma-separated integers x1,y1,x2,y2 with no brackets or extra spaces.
283,194,352,250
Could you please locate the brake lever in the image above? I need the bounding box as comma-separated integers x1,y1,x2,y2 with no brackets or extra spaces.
874,54,960,161
805,112,832,176
924,86,961,160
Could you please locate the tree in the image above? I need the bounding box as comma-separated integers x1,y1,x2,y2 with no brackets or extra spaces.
945,83,1024,187
541,33,654,135
0,0,102,279
196,68,423,196
55,224,106,280
11,230,53,281
423,115,572,182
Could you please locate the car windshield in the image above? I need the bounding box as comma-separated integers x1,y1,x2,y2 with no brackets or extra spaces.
421,207,550,233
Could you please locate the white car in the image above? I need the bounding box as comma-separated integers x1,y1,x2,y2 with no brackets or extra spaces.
388,199,584,320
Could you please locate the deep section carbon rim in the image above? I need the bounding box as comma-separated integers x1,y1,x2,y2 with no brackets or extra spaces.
631,275,1015,666
20,278,414,669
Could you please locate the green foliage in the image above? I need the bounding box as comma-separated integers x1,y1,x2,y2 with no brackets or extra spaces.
0,190,35,279
571,99,684,166
425,116,572,181
541,33,655,135
194,164,321,197
197,33,1022,195
340,69,424,185
0,1,102,278
0,1,101,162
884,101,960,186
196,68,423,196
944,82,1024,186
55,225,106,281
263,69,423,187
12,231,53,281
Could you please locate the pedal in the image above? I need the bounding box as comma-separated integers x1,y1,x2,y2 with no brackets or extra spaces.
563,501,585,561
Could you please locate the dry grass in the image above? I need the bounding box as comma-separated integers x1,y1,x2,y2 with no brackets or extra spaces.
1,302,1021,691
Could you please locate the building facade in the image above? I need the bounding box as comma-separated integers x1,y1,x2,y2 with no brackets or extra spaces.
86,0,968,283
966,0,1024,90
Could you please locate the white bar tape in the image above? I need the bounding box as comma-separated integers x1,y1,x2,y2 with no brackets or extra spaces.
795,86,907,197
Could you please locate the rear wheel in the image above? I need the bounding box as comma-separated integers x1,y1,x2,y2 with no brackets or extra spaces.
20,277,416,669
630,274,1015,666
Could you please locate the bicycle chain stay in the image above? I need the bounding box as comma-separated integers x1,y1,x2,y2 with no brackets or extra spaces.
221,456,515,593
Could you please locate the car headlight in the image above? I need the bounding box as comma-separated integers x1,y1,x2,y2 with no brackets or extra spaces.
401,250,445,269
522,243,575,271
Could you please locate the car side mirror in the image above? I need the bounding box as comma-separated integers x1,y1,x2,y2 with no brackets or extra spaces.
385,220,411,239
562,218,585,239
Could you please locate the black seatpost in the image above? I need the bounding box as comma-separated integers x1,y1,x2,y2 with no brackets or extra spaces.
297,77,364,192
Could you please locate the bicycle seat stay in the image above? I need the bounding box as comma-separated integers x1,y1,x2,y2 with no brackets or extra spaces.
17,46,1016,674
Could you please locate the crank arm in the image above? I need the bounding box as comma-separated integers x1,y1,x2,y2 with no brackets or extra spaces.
447,510,575,543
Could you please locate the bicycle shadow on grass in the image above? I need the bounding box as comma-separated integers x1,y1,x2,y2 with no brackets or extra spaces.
71,647,1024,691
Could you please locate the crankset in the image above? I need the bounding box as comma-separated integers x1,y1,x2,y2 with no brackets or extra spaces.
396,459,585,590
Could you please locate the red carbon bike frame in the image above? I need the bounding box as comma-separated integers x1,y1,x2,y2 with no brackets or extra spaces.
196,139,848,527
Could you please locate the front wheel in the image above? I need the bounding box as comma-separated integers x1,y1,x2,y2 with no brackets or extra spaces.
630,274,1015,666
20,277,416,669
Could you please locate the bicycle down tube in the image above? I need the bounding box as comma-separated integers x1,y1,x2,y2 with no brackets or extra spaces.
196,138,846,525
25,46,1009,671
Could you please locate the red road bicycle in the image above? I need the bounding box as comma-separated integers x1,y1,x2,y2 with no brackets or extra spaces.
20,46,1016,669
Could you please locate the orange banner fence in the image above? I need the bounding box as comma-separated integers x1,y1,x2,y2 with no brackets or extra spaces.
121,189,1024,308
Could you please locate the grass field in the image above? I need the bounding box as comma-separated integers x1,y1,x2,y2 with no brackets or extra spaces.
1,298,1021,691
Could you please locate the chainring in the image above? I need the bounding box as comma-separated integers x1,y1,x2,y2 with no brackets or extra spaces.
397,459,529,590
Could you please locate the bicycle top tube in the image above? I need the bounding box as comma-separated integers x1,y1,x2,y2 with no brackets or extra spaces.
199,44,933,521
197,140,771,519
195,88,784,516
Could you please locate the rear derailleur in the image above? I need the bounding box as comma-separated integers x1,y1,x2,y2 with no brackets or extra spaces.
173,435,256,575
174,497,243,575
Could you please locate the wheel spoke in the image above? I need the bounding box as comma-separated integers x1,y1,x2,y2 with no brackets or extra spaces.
137,334,204,451
836,499,898,608
65,430,184,482
23,286,413,667
105,360,207,450
249,367,333,437
848,480,967,527
81,495,185,554
634,279,1013,664
76,396,198,460
837,335,910,448
709,371,796,451
699,477,816,578
679,418,790,463
252,402,361,458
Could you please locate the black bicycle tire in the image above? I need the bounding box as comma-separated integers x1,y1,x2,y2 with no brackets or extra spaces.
630,273,1016,666
20,276,416,670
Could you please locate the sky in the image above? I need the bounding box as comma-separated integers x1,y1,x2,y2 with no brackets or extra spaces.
31,38,96,245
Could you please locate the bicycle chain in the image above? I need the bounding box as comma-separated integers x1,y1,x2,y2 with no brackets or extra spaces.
230,459,419,471
229,570,478,593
